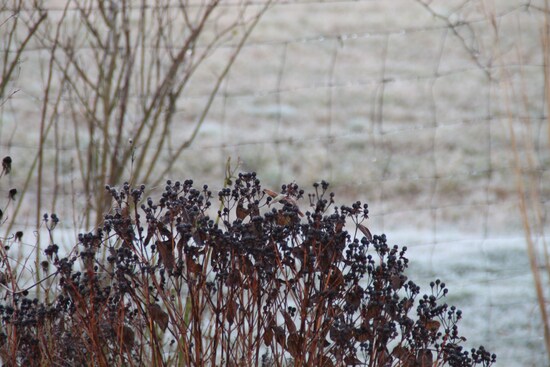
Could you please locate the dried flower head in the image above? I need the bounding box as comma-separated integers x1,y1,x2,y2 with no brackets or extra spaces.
2,156,12,174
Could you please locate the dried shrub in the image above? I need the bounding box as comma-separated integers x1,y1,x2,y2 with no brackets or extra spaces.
0,173,495,366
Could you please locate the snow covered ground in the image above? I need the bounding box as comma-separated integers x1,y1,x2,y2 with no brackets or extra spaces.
390,229,547,367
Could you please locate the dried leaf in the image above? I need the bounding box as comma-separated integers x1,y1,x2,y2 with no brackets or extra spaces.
425,319,441,332
186,255,202,275
354,326,372,342
365,303,381,320
276,211,291,226
282,311,297,333
357,223,372,241
403,298,414,312
227,299,237,324
226,268,242,287
144,223,157,247
263,327,273,345
272,325,286,348
149,303,169,332
236,198,249,220
417,349,433,367
157,240,175,271
286,332,303,358
263,188,278,198
392,345,414,364
327,267,344,290
194,226,207,246
391,274,406,290
121,206,130,221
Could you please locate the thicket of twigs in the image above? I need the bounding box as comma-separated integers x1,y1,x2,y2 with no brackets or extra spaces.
0,0,272,299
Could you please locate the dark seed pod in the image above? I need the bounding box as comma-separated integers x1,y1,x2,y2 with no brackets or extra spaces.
15,231,23,241
2,156,11,174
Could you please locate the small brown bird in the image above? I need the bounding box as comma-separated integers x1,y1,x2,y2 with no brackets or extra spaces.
263,189,304,217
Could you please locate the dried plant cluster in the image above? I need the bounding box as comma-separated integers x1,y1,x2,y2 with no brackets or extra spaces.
0,167,495,366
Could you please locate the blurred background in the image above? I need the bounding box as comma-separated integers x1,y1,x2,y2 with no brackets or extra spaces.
1,1,549,365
